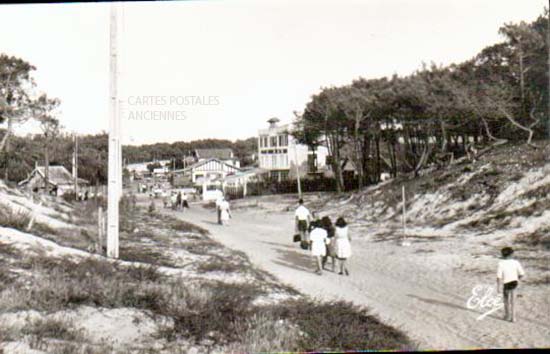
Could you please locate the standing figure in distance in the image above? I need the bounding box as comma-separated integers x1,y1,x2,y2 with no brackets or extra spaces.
215,194,223,224
220,197,231,226
295,198,312,247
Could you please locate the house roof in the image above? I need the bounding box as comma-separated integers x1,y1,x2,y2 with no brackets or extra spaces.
19,166,89,186
194,148,233,160
223,168,268,181
174,158,242,174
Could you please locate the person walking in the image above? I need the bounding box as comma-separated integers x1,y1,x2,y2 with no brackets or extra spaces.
334,217,351,276
295,199,312,246
215,195,223,224
309,220,329,275
170,192,178,210
321,216,336,272
161,190,169,208
219,197,231,226
182,192,190,210
497,247,525,322
176,191,182,210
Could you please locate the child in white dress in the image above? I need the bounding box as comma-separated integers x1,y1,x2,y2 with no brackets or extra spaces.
334,217,351,276
309,221,329,275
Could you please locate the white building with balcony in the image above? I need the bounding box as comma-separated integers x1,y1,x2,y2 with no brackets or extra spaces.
258,118,328,181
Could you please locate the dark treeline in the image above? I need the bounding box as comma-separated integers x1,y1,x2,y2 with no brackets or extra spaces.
123,137,257,167
0,130,258,185
294,10,549,192
0,130,109,185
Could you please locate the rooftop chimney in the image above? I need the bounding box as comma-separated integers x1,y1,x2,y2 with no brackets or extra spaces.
267,117,280,128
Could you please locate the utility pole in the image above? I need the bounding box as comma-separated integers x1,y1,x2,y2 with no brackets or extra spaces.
73,134,79,200
107,2,120,259
401,184,410,246
293,141,302,198
547,0,550,139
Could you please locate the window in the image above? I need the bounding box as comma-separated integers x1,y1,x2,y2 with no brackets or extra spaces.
308,154,317,172
280,170,289,181
270,136,277,147
278,135,288,147
260,136,268,148
271,154,277,167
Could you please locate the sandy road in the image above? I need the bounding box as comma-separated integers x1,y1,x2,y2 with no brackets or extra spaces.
163,203,549,350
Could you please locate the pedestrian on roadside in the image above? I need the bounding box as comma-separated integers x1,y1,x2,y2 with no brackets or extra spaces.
162,190,169,208
334,217,351,276
497,247,525,322
220,196,231,226
176,191,182,210
171,192,177,210
295,199,312,245
182,192,190,210
215,194,223,224
321,216,336,272
309,220,329,275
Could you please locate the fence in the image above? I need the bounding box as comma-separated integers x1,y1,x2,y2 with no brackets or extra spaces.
223,176,359,200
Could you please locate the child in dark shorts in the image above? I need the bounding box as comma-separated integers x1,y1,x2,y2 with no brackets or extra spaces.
497,247,525,322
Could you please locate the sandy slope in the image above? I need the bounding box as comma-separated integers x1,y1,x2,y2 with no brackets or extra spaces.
166,203,550,350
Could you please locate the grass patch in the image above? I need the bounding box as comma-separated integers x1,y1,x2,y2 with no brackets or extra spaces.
259,298,414,351
160,281,265,345
119,240,178,268
516,228,550,250
196,255,243,274
1,255,165,313
463,199,550,230
0,206,31,231
21,318,84,342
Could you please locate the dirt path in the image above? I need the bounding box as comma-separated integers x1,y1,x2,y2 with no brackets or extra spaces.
163,203,549,350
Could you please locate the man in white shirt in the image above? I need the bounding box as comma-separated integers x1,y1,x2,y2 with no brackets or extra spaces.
497,247,525,322
295,198,312,244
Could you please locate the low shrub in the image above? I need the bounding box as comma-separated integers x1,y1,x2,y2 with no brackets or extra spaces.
263,298,415,351
21,318,84,342
196,256,242,274
165,281,264,345
0,206,31,231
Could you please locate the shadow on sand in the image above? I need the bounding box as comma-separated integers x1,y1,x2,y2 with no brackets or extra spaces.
201,220,222,226
406,293,504,321
270,245,315,273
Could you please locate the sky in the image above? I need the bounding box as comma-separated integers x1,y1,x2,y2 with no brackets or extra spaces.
0,0,547,145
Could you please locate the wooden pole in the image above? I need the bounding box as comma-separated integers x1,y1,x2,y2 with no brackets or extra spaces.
547,0,550,139
293,142,302,198
73,134,79,200
402,184,410,246
98,206,104,254
402,185,406,235
107,2,120,259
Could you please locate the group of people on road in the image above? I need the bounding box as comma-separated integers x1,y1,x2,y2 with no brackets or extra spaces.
295,199,351,276
165,191,190,211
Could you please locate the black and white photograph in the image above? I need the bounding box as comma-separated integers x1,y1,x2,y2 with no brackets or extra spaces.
0,0,549,352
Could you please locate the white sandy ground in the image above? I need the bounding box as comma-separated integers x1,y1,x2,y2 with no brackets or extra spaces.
0,225,260,285
167,202,550,350
0,306,168,351
0,225,249,352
